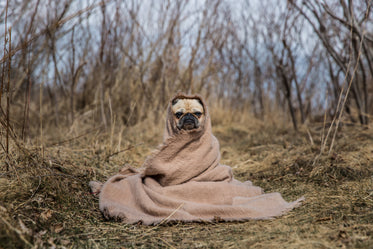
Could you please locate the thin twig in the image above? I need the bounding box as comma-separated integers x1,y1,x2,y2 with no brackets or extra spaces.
39,81,43,159
0,216,33,248
328,3,370,155
329,35,365,155
157,237,177,249
320,90,329,149
316,4,369,158
14,176,42,211
137,203,185,238
105,142,143,160
6,27,12,159
306,127,314,146
158,203,184,225
0,0,7,107
46,126,103,147
0,1,109,64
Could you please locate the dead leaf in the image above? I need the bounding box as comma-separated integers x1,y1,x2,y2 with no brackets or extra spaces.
52,223,64,233
36,230,47,237
0,205,7,213
40,209,53,221
48,237,56,248
60,239,70,245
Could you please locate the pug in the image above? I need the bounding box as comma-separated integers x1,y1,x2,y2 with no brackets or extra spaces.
171,98,204,130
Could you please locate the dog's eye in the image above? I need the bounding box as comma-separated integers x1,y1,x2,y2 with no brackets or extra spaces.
194,112,202,118
175,112,183,119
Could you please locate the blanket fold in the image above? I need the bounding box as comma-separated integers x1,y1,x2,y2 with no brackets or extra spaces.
96,93,303,225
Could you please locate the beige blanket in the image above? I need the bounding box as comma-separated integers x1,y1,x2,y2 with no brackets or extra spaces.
93,93,303,225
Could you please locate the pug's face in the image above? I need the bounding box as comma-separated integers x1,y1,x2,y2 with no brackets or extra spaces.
171,98,204,130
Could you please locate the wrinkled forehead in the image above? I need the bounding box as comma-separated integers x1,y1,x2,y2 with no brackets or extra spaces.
171,98,204,113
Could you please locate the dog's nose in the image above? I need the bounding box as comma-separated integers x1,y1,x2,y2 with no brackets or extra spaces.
183,113,195,123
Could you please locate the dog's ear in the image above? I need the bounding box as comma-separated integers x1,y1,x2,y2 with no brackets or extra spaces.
172,98,179,106
196,98,203,107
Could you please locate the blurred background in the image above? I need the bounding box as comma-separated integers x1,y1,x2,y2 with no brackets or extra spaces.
0,0,372,141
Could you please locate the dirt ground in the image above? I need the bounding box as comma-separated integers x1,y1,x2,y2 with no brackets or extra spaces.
0,116,372,248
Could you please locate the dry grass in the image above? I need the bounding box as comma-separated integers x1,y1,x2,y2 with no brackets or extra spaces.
1,110,373,248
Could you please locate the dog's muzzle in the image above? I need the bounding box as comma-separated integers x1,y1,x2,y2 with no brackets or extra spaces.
178,113,199,130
